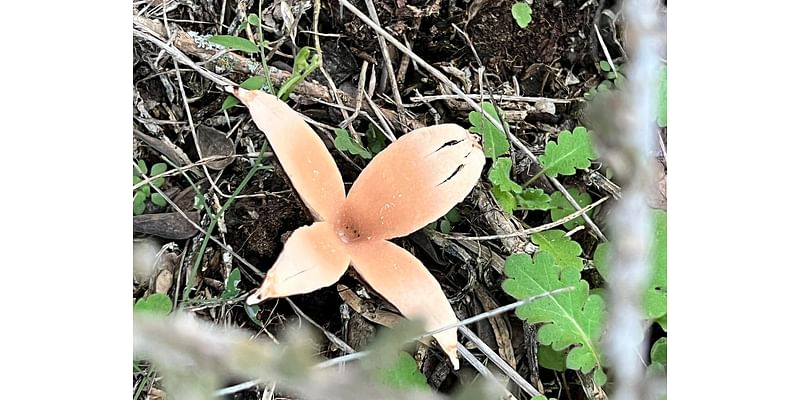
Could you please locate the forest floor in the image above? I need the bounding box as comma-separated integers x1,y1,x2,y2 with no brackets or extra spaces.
133,0,667,399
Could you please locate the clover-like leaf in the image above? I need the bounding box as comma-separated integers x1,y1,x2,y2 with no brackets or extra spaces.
149,163,167,187
515,188,551,211
133,191,147,215
377,351,429,391
550,188,593,230
502,252,605,379
488,157,522,193
334,128,372,159
150,192,167,208
593,209,667,328
135,160,148,177
531,230,583,269
469,102,509,159
207,35,259,53
511,2,533,28
539,127,596,177
134,293,173,316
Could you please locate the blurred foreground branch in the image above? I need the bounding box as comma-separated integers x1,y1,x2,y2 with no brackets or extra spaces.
134,313,450,400
592,1,666,400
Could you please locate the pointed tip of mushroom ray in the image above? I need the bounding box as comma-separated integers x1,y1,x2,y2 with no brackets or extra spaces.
248,222,350,304
234,88,345,222
344,239,460,368
338,124,485,241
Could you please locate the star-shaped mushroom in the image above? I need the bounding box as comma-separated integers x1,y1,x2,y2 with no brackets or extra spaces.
232,88,485,369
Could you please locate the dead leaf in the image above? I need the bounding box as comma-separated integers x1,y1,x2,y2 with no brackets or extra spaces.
196,125,234,170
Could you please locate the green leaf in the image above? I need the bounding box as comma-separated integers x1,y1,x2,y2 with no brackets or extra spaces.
207,35,259,54
468,102,509,159
277,46,321,100
538,344,567,371
245,304,262,326
531,230,583,269
656,314,667,331
133,191,147,215
247,13,260,26
222,96,240,111
150,192,167,208
539,126,596,177
222,268,242,299
445,208,462,223
223,75,268,110
488,157,522,193
133,175,142,185
550,188,593,230
439,219,451,234
135,160,148,176
502,252,605,377
656,64,667,127
134,293,173,316
599,60,611,72
515,188,551,211
650,337,667,366
150,163,167,187
150,162,167,176
333,128,372,159
366,124,388,154
491,185,517,213
594,209,667,326
511,2,532,29
377,352,429,391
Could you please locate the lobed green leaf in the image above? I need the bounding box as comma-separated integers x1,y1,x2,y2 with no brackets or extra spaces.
531,230,583,269
515,188,551,211
549,188,593,230
539,126,596,177
468,102,509,159
488,157,522,193
502,252,606,378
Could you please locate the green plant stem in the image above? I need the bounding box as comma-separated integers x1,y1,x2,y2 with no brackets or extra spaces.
522,168,549,188
182,141,270,301
257,0,275,94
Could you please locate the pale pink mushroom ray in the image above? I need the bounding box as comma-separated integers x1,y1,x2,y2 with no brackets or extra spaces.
232,88,485,369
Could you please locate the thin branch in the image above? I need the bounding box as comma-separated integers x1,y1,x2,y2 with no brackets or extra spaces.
410,93,576,104
315,287,575,369
444,196,608,241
